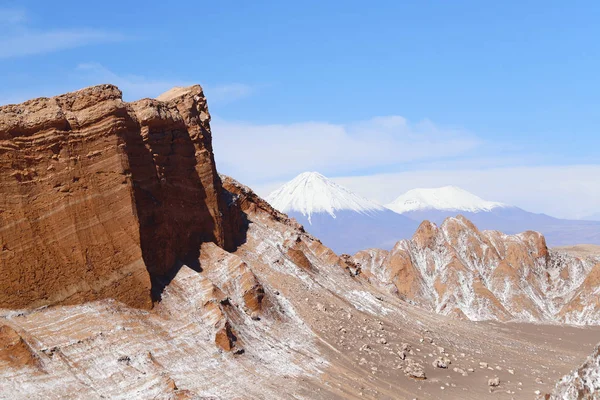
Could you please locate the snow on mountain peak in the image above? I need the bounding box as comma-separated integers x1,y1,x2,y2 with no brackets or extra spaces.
266,172,385,222
386,185,507,213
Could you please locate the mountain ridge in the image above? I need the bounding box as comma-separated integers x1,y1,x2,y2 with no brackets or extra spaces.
386,185,508,213
266,171,384,223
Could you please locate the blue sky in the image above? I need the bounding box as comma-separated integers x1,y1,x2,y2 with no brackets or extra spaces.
1,1,599,218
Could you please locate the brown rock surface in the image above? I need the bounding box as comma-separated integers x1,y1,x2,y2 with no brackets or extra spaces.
0,84,239,309
0,325,40,369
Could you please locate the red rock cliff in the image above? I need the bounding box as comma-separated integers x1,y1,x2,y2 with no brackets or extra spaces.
0,84,238,309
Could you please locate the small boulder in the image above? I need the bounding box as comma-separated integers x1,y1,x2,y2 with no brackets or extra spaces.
432,357,451,368
404,361,426,380
488,377,500,387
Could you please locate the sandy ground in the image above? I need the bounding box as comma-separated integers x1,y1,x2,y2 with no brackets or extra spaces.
266,265,600,399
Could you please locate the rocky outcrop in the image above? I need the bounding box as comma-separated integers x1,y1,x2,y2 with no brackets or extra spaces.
549,343,600,399
352,215,600,323
0,84,240,309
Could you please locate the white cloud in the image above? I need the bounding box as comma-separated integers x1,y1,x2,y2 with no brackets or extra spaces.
0,8,27,24
0,8,124,59
76,63,256,104
0,30,125,59
212,116,480,184
0,63,255,106
330,165,600,219
213,117,600,219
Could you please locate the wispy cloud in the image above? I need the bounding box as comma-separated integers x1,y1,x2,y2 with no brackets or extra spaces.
212,115,600,220
0,30,125,59
212,116,480,184
76,63,256,103
0,8,27,24
76,63,191,101
204,83,255,104
0,8,124,59
0,62,257,106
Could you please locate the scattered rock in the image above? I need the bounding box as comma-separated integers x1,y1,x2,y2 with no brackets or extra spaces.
488,377,500,387
215,321,238,352
432,357,451,369
405,360,426,380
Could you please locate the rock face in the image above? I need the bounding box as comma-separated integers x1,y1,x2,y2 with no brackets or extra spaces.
352,216,600,323
0,84,240,309
549,343,600,399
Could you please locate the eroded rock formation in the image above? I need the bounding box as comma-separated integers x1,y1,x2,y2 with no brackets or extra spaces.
0,85,242,309
352,216,600,323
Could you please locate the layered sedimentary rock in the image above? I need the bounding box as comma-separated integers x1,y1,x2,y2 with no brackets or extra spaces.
0,84,239,309
352,216,600,323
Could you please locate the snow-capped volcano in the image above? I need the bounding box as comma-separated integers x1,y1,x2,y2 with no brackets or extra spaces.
386,186,507,213
266,172,417,254
387,186,600,246
267,172,384,222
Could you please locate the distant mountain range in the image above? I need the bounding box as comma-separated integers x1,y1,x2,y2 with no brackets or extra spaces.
267,172,600,254
583,212,600,221
266,172,418,254
386,185,600,247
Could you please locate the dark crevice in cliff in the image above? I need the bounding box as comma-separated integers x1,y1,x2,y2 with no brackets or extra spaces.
220,187,249,252
121,118,218,301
